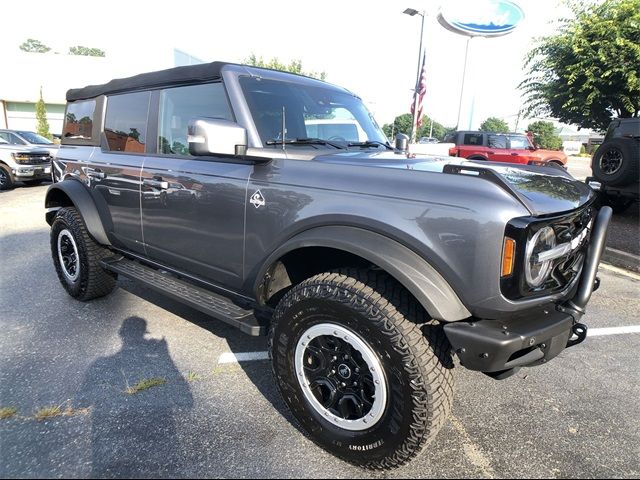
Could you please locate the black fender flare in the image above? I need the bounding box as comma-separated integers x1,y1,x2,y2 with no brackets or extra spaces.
45,179,111,246
253,226,471,322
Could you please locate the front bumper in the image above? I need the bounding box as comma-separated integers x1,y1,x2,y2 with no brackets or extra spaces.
444,206,612,377
13,165,51,179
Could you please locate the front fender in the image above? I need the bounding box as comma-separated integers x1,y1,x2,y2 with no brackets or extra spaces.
252,226,471,322
45,179,111,246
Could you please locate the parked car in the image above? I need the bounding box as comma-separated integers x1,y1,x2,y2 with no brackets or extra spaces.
418,136,439,144
445,130,568,167
47,61,611,469
0,129,59,156
0,138,52,190
587,118,639,214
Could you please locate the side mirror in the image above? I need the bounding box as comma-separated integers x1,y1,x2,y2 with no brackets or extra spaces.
188,118,248,156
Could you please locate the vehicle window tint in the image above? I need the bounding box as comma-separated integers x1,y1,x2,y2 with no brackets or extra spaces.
63,100,96,140
104,92,150,153
158,83,232,155
0,132,19,144
618,121,639,138
508,135,529,149
463,133,483,145
488,135,507,149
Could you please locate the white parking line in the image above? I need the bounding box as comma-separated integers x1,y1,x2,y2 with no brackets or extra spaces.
217,325,640,364
599,263,640,280
588,326,640,337
218,351,269,364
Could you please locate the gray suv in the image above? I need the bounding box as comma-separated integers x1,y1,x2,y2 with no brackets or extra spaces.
46,62,611,469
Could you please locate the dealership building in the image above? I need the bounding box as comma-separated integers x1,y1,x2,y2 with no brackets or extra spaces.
0,49,202,135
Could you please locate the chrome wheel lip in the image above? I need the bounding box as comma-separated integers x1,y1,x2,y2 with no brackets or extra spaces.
294,323,387,431
57,229,80,282
599,148,623,175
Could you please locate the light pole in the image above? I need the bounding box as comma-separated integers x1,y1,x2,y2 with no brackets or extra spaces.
404,7,425,144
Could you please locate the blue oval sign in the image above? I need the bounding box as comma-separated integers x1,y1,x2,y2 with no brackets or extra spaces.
438,0,525,37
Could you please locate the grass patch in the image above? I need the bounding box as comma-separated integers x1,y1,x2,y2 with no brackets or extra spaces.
186,371,201,382
34,406,89,420
0,407,18,420
125,377,167,395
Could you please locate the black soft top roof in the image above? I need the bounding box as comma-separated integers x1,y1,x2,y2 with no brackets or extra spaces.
66,61,230,102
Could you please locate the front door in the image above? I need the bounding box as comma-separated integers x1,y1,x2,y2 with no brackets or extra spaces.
140,82,249,288
486,134,512,163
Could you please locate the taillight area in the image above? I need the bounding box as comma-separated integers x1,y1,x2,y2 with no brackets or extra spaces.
448,147,457,157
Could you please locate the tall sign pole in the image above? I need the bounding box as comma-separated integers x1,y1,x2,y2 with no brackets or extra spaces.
410,11,425,144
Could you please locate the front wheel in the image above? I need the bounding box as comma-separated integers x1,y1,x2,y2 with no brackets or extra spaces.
269,269,454,469
0,164,14,190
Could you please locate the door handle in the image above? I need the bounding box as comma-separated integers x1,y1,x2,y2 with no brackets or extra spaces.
143,179,169,190
488,151,495,155
510,153,519,156
87,168,106,179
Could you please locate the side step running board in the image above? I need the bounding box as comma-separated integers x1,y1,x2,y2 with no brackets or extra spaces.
101,257,266,336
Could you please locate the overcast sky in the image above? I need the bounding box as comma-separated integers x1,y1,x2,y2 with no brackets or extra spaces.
1,0,571,129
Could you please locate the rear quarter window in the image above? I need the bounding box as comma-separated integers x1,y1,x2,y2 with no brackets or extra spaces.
463,133,483,146
104,92,151,153
62,100,97,144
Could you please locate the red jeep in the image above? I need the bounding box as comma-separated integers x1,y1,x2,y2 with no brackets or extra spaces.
446,131,568,167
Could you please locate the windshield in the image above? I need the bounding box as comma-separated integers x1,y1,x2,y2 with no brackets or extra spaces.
239,76,388,146
17,131,53,144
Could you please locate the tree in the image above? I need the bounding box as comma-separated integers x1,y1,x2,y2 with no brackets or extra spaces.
244,54,326,80
69,45,106,57
382,114,452,141
35,88,52,140
19,38,51,53
479,117,510,133
527,121,563,150
520,0,640,132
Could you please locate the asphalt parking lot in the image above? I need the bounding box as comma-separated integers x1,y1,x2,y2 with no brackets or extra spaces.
1,183,639,479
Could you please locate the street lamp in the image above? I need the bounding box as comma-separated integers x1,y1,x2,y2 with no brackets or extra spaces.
404,7,425,144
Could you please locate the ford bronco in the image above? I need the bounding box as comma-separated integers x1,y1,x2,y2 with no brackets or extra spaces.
46,62,611,469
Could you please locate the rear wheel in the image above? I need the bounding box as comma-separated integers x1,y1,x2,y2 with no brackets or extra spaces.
50,207,117,300
468,155,487,161
0,164,14,190
269,269,454,469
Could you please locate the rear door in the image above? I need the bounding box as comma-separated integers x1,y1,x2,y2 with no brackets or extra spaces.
140,82,250,288
458,132,487,158
88,91,150,252
486,134,512,163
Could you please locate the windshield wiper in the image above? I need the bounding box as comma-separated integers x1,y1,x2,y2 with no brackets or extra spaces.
347,140,394,150
266,138,346,149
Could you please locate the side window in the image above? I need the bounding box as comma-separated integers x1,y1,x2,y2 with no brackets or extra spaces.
463,133,483,146
0,132,13,143
488,135,507,149
104,92,150,153
63,100,96,140
508,135,529,149
158,83,232,156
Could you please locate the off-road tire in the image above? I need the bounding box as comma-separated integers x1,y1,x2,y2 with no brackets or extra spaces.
0,164,14,190
592,139,639,187
269,269,454,469
51,207,116,300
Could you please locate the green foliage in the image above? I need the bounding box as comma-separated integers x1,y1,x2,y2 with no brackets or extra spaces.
35,88,52,140
382,113,452,141
244,54,326,80
0,407,18,420
125,377,166,395
521,0,640,131
527,121,564,150
69,45,106,57
19,38,51,53
479,117,510,133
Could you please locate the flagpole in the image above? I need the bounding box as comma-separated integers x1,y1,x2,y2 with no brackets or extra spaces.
410,11,425,144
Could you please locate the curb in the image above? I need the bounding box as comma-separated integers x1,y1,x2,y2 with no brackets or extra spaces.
602,247,640,274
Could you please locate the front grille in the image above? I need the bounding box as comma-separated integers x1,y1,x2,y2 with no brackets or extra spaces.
17,154,51,165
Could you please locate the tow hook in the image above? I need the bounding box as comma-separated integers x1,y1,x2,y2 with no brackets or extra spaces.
566,323,588,348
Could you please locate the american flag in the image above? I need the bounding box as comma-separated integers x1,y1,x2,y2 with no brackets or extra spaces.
410,52,427,127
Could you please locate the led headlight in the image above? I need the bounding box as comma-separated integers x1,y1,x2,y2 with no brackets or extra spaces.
11,153,31,164
525,226,556,287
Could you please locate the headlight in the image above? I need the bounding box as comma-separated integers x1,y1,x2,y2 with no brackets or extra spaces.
525,226,556,287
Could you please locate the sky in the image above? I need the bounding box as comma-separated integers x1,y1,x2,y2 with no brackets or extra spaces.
1,0,572,130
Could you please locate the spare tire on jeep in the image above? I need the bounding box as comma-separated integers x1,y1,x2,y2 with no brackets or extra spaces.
592,139,639,187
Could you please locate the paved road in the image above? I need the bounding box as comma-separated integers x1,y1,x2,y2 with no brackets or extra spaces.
1,184,639,478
